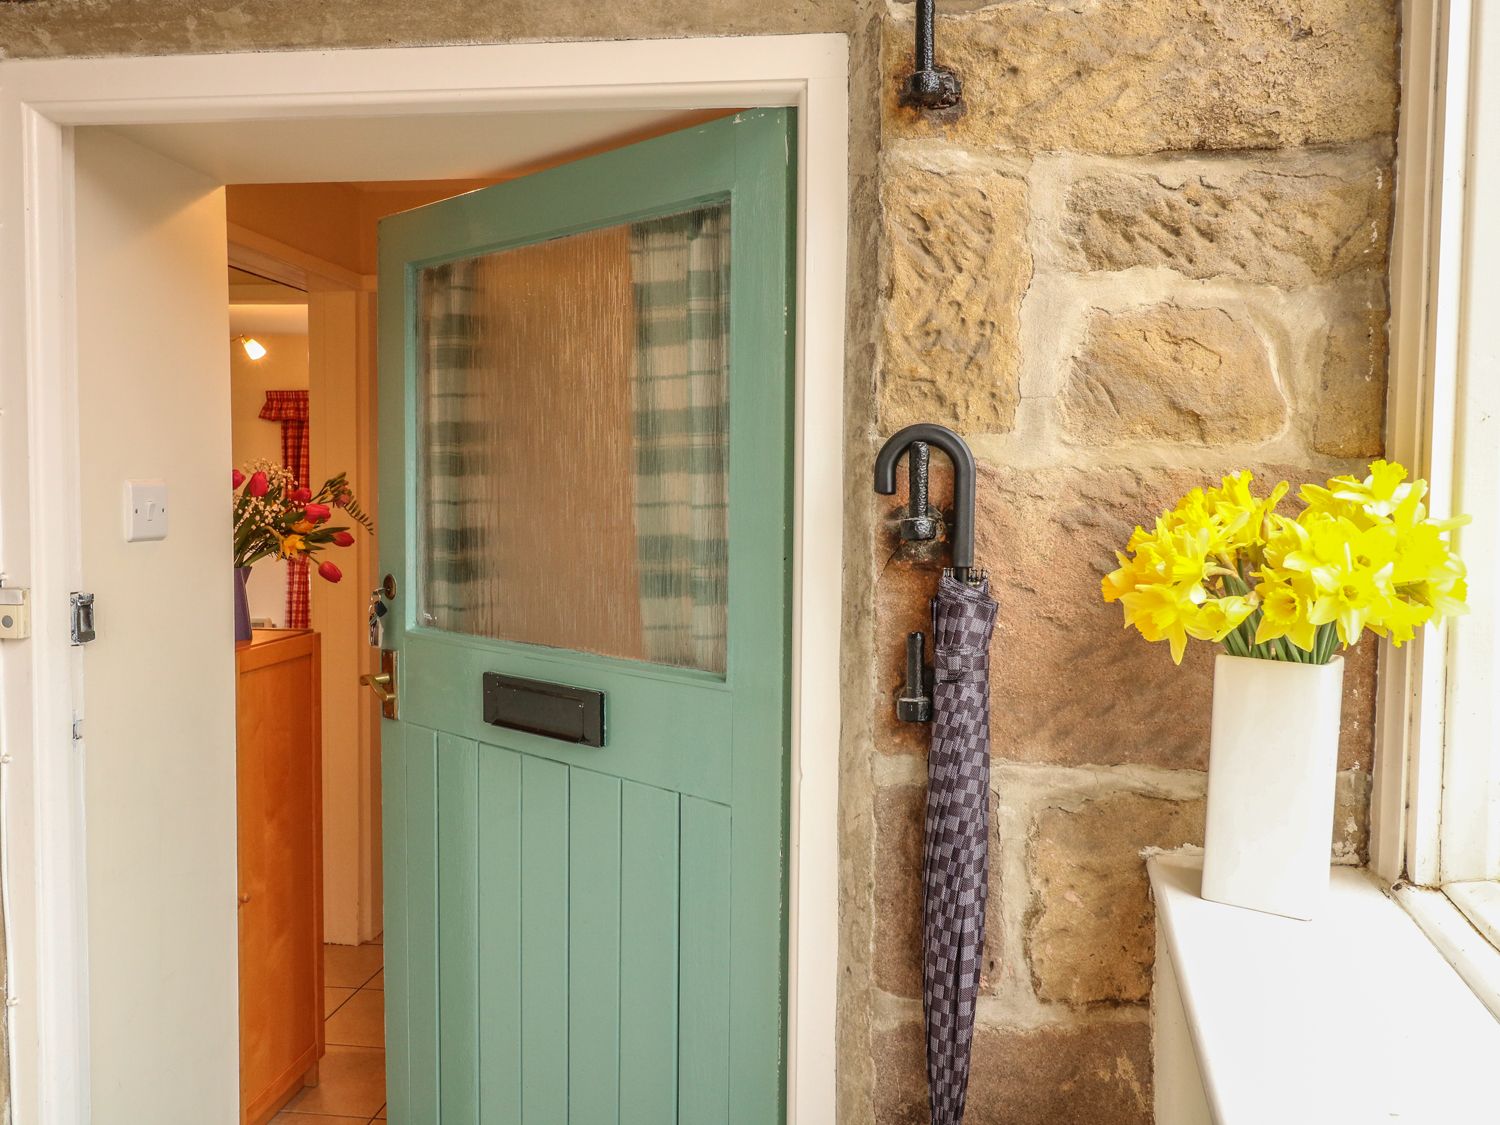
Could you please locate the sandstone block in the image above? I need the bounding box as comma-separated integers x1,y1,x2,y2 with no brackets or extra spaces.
1335,768,1372,865
873,782,1004,998
873,1018,1152,1125
1061,152,1392,285
881,154,1031,432
0,0,855,57
1314,278,1390,457
1060,304,1286,447
883,1,1399,155
1027,792,1204,1005
874,461,1380,771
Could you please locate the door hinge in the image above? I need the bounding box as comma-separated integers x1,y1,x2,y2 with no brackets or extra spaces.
70,591,96,645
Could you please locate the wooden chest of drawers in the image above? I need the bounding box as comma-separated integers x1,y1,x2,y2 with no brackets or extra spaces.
236,629,324,1124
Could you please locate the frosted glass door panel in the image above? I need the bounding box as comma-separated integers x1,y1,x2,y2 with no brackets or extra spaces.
416,203,730,675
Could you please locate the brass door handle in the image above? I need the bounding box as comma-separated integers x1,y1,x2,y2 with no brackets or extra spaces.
361,649,399,719
359,671,396,703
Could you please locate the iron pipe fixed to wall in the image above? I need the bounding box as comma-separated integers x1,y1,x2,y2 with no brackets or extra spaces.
900,0,963,111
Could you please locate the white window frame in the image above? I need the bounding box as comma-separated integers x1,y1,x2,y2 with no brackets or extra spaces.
0,37,849,1124
1379,0,1500,1016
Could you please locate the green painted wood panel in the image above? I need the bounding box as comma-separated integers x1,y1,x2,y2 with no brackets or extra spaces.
379,109,795,1123
477,744,523,1123
619,782,680,1125
520,756,570,1121
382,719,411,1121
568,770,623,1125
678,798,733,1125
407,727,441,1121
723,110,796,1125
437,734,480,1120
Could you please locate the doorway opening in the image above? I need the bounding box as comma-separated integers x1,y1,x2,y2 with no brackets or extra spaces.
0,38,849,1125
84,106,770,1123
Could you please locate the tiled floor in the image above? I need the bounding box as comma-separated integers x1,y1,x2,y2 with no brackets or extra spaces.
272,936,386,1124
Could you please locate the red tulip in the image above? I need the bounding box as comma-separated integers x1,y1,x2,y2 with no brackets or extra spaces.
304,502,331,524
331,531,355,547
288,487,312,503
232,469,246,489
247,471,270,498
318,560,343,583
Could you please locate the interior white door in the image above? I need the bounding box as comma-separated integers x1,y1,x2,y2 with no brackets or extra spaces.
72,127,240,1124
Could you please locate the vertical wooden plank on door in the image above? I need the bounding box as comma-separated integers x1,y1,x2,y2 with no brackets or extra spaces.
678,798,732,1125
521,755,570,1121
383,723,411,1121
619,781,680,1124
438,734,480,1120
408,726,441,1119
478,744,523,1123
569,770,623,1124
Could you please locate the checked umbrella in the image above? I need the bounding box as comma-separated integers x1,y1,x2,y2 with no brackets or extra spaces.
921,571,998,1125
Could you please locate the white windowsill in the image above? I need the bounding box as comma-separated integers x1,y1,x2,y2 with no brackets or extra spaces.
1443,880,1500,950
1148,854,1500,1125
1394,881,1500,1024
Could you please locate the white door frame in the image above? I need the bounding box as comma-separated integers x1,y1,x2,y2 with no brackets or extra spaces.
0,36,848,1123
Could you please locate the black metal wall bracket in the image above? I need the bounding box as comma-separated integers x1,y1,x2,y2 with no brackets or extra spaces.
898,440,939,542
896,630,934,723
876,423,979,723
899,0,963,112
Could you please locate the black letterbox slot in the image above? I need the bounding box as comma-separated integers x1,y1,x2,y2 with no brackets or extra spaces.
482,672,606,748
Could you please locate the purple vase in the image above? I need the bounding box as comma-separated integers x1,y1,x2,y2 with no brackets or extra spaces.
234,566,253,643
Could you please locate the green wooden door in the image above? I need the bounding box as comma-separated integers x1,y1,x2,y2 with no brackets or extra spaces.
376,110,794,1124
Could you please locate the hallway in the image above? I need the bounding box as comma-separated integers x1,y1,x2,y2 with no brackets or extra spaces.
272,938,386,1123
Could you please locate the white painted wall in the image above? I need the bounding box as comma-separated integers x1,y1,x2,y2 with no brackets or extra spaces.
307,290,383,945
73,128,239,1123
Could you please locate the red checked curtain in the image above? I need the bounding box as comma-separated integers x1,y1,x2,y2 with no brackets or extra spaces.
259,390,311,629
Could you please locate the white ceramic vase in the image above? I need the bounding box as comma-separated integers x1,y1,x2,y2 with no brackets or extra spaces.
1201,653,1344,920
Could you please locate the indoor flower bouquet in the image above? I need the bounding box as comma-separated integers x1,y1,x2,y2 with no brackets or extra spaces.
1101,461,1468,665
1102,462,1467,920
233,460,373,586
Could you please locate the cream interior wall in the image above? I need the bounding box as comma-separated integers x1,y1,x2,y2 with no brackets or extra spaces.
230,331,309,626
73,127,238,1123
306,290,383,946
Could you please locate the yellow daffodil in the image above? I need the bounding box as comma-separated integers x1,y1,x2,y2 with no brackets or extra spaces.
1364,593,1433,647
1188,595,1256,644
1253,575,1319,653
279,533,307,558
1118,581,1206,665
1402,565,1469,620
1102,461,1467,665
1203,471,1289,551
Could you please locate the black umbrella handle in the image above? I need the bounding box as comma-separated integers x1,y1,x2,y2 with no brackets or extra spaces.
874,423,977,580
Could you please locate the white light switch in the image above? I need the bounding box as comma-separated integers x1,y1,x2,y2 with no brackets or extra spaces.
124,480,169,542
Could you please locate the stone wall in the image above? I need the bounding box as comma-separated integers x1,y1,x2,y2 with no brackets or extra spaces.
0,2,1400,1123
862,2,1398,1121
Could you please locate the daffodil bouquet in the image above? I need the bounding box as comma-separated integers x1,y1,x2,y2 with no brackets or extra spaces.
1102,462,1467,665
